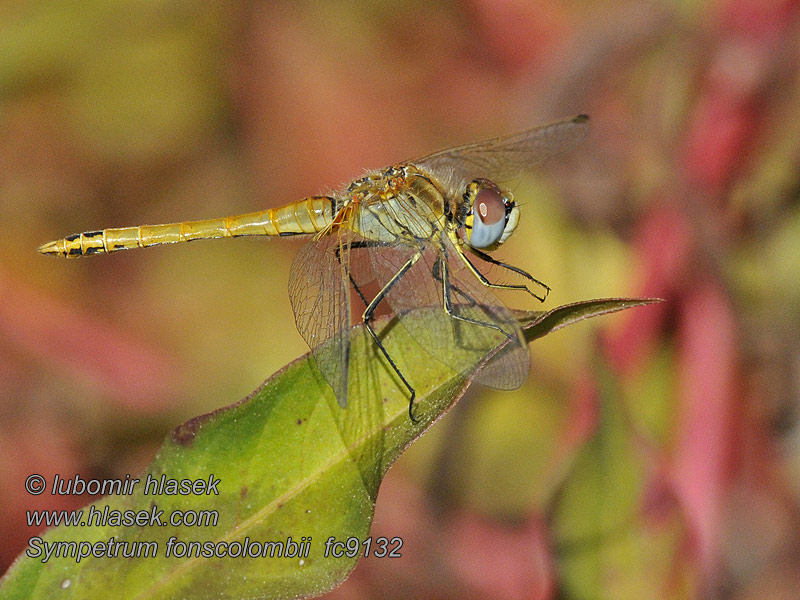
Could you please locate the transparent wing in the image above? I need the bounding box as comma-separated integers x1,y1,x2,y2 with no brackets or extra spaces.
367,234,529,390
448,251,530,389
288,232,353,407
408,114,589,195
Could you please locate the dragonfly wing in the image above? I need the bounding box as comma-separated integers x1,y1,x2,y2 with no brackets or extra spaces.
288,232,352,407
409,114,589,195
437,237,530,389
367,236,529,390
450,252,530,390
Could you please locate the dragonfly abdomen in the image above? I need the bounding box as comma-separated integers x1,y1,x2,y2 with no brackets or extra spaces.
38,196,335,258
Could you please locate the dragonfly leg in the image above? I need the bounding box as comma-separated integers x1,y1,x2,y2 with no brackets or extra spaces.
434,257,514,350
438,257,509,337
363,251,421,423
453,241,550,302
465,248,550,302
433,258,475,308
433,258,469,346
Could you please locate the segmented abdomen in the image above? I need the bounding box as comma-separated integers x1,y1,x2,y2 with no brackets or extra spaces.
38,196,334,257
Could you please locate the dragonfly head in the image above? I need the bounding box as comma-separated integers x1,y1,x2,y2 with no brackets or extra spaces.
461,178,519,251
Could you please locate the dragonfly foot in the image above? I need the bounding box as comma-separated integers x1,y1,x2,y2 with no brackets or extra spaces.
408,394,420,424
527,284,550,303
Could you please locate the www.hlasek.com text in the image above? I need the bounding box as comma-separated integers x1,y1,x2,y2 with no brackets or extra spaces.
27,503,219,529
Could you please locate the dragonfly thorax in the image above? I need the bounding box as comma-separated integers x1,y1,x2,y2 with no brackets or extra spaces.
346,166,449,244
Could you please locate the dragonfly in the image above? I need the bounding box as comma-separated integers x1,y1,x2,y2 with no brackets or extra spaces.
39,114,589,422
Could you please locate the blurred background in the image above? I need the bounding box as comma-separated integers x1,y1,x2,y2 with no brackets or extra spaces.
2,0,799,598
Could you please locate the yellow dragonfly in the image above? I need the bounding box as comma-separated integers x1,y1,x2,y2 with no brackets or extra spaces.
39,115,589,421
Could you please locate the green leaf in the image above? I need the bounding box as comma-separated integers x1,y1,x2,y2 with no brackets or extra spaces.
1,298,657,600
520,297,661,343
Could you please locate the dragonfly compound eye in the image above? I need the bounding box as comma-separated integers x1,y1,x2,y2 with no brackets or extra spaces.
466,181,515,249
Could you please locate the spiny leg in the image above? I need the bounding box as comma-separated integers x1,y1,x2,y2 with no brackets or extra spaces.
433,257,473,348
438,256,510,338
466,246,550,302
434,256,513,323
432,257,508,349
363,252,421,423
433,257,474,308
433,257,477,316
454,241,549,302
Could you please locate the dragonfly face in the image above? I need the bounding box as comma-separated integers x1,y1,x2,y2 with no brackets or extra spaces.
457,178,519,251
